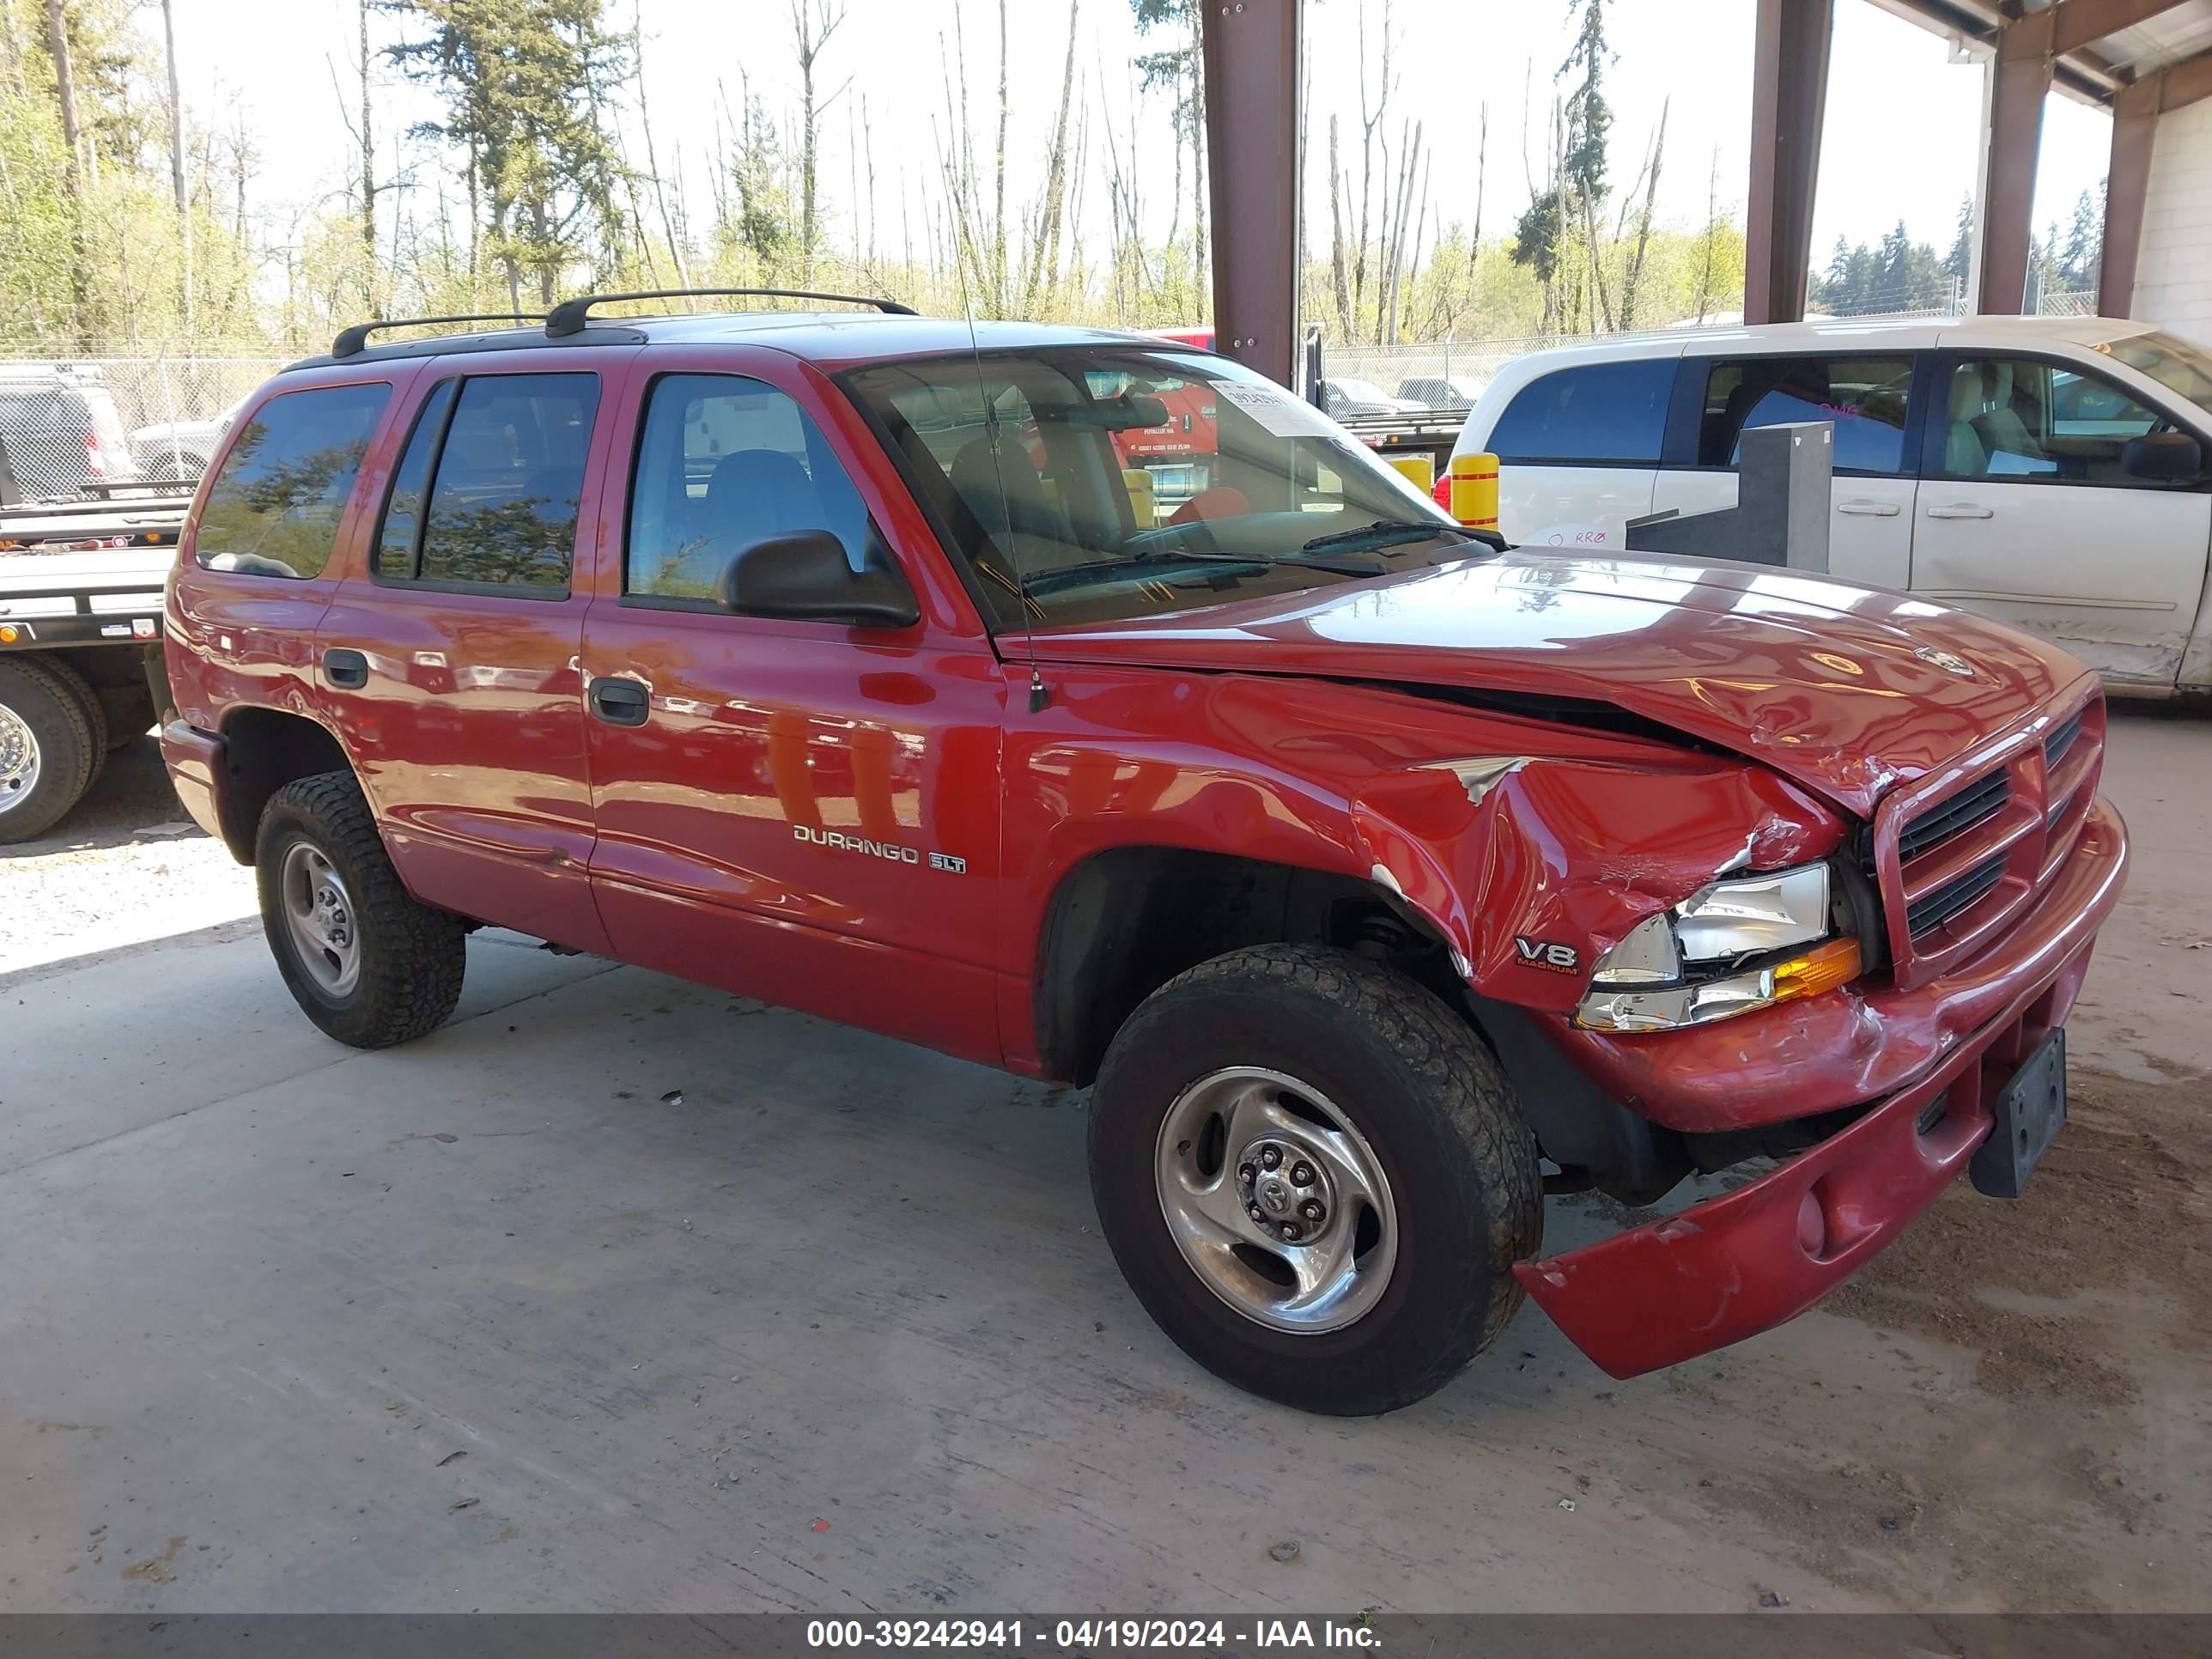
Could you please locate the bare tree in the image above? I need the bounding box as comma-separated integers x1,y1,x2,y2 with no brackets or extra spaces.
1328,113,1351,338
791,0,848,283
160,0,194,329
1019,0,1081,316
44,0,92,349
635,2,691,288
1616,98,1667,331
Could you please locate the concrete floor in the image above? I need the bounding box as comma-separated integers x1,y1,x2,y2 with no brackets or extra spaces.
1,714,2206,1614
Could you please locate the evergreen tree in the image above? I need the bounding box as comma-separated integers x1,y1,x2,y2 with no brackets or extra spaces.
383,0,631,309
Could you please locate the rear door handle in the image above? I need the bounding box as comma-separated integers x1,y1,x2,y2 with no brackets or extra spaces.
1926,502,1995,520
1837,498,1899,517
323,647,369,690
588,676,650,726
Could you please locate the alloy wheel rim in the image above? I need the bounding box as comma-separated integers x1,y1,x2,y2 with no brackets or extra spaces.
281,841,362,998
0,703,40,817
1153,1065,1399,1334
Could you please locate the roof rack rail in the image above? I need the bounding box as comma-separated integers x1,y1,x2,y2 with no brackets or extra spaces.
544,287,917,337
331,313,541,360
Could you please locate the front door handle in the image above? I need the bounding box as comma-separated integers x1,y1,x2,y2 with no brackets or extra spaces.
588,676,650,726
1926,502,1996,520
323,647,369,690
1837,498,1900,517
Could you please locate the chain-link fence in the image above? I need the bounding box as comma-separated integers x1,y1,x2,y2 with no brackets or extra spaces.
0,353,289,502
1320,337,1560,410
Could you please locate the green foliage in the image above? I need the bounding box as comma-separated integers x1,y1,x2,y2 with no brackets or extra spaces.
1814,221,1951,316
382,0,631,308
0,0,259,353
1559,0,1612,201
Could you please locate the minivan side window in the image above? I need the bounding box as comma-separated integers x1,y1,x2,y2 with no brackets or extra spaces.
1697,356,1911,474
1486,360,1674,465
1938,358,2166,485
194,383,392,579
389,373,600,593
625,373,872,606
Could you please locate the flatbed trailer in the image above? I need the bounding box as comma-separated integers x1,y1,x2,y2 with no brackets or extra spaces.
0,492,188,841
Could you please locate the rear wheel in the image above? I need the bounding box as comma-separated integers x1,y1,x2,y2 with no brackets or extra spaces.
256,770,466,1048
0,657,98,843
1089,945,1542,1415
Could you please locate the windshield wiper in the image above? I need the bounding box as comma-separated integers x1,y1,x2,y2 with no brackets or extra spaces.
1300,518,1474,553
1135,548,1387,577
1024,549,1384,597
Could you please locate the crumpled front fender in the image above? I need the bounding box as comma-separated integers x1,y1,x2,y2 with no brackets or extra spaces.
1351,755,1845,1014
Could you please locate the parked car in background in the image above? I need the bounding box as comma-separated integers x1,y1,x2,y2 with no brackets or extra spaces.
160,296,2125,1415
131,397,245,481
0,365,140,501
1396,374,1485,411
1449,316,2212,695
1319,376,1423,420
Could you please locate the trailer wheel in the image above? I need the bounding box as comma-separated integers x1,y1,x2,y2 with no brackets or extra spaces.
27,653,109,781
0,657,99,843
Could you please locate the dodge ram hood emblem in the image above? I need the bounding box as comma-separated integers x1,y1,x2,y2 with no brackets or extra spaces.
1913,644,1978,679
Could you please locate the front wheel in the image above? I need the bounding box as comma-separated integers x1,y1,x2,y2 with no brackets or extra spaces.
256,770,466,1048
1088,945,1542,1415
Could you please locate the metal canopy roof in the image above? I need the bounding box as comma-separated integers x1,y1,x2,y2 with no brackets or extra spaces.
1871,0,2212,105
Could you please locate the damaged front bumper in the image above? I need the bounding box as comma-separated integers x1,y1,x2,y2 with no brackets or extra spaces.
1514,795,2129,1379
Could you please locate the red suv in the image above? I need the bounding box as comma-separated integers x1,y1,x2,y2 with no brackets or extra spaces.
161,293,2128,1415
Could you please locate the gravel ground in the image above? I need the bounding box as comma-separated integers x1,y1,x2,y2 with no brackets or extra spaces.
0,736,256,981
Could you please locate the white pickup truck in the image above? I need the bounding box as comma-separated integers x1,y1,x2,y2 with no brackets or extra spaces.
1449,316,2212,694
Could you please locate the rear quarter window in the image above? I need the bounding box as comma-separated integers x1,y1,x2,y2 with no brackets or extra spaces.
1486,359,1674,465
195,383,392,579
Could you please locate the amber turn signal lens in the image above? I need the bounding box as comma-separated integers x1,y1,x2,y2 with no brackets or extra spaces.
1771,937,1862,1004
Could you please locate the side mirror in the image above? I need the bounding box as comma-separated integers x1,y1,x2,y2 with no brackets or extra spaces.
714,528,920,629
2122,430,2203,483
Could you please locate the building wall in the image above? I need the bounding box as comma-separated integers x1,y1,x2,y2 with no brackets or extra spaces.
2133,98,2212,343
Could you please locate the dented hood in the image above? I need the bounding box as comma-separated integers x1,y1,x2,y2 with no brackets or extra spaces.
1028,550,2094,817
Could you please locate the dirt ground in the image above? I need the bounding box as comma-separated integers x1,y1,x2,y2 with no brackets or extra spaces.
0,714,2206,1613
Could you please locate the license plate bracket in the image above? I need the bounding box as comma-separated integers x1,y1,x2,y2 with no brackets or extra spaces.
1971,1028,2067,1200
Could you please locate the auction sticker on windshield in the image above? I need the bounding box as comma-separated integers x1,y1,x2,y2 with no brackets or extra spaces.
1211,380,1340,440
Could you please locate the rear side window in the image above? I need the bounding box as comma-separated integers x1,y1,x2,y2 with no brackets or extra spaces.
374,380,457,579
195,383,391,579
392,373,600,593
1698,356,1912,474
1486,360,1674,465
625,373,872,605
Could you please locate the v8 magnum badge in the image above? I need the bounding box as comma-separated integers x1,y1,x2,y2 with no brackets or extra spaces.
1514,936,1581,974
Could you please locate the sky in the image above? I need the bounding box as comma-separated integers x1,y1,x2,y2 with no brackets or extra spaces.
161,0,2115,285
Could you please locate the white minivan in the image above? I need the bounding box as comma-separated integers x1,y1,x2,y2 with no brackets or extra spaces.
1449,317,2212,694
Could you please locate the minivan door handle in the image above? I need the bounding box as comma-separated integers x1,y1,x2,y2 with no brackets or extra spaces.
1926,502,1996,520
587,676,651,726
1836,498,1899,517
323,647,369,690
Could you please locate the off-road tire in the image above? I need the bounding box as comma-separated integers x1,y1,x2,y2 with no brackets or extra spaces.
256,769,466,1048
1089,945,1542,1415
0,656,100,843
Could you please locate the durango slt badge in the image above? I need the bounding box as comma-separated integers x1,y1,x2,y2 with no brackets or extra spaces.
793,823,965,874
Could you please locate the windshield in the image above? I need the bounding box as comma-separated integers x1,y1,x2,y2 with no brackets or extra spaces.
2104,331,2212,413
840,348,1473,628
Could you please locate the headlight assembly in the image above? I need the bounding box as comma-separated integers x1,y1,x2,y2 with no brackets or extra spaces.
1575,863,1860,1033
